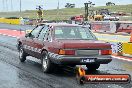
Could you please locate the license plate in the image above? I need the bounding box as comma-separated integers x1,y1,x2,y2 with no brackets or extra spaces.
81,58,95,63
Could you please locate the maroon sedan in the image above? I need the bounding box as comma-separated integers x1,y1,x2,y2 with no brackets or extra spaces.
17,23,112,73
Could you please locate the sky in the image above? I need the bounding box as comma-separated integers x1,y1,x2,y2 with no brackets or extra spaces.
0,0,132,12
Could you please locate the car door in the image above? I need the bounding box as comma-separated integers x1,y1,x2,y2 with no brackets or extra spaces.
32,25,49,58
24,25,43,56
42,27,53,53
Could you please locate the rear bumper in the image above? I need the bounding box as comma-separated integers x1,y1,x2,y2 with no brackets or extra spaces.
49,53,112,65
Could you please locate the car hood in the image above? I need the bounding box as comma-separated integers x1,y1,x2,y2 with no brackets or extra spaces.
57,39,111,49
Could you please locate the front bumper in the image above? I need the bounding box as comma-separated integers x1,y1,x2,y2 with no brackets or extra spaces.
49,53,112,65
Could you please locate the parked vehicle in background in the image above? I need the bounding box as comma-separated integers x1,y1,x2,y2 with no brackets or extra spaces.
17,23,112,73
103,15,119,21
70,15,84,22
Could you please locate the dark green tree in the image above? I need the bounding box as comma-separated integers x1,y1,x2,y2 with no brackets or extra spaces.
106,2,115,6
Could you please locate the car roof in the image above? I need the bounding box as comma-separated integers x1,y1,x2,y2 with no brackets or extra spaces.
39,23,81,27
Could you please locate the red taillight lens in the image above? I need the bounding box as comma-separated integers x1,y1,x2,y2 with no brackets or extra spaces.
100,50,112,55
65,50,75,55
59,49,75,55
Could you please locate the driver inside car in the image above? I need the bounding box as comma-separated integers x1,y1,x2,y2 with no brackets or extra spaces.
61,28,75,38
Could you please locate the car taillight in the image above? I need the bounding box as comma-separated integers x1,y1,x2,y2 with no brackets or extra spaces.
100,50,112,55
58,49,75,55
59,49,65,55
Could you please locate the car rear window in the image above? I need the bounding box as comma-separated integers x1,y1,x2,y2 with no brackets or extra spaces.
54,26,97,40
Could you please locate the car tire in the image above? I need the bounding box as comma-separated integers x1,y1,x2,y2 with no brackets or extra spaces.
19,45,27,62
41,51,54,73
86,64,100,71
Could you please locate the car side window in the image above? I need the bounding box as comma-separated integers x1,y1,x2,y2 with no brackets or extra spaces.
38,26,48,40
44,28,52,41
30,25,43,38
47,29,52,42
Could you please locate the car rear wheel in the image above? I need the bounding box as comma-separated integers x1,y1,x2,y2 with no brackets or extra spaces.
41,51,54,73
86,64,100,71
19,46,27,62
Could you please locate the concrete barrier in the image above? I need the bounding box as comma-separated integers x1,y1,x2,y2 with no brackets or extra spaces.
122,43,132,57
91,21,132,34
0,18,20,25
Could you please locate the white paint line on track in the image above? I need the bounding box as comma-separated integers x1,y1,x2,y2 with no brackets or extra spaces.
112,56,132,62
0,29,25,33
0,33,19,38
12,30,25,33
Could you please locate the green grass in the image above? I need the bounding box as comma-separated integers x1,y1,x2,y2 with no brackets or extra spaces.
0,4,132,20
94,4,132,13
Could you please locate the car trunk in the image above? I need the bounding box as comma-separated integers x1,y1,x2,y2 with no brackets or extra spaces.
58,40,111,56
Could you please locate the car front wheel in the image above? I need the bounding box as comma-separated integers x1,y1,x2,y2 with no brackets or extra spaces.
19,46,27,62
86,64,100,71
41,51,54,73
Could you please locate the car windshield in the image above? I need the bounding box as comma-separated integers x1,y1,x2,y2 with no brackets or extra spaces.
54,26,97,40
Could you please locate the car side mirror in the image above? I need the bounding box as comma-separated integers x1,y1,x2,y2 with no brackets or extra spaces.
25,29,33,37
25,33,35,38
25,33,30,37
25,29,32,34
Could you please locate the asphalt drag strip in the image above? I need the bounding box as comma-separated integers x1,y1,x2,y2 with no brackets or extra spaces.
0,35,131,88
